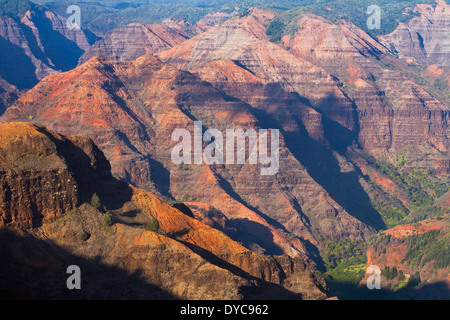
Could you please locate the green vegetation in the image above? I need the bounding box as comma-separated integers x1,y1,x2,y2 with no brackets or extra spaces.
91,193,102,211
239,8,252,17
160,196,177,206
403,229,450,270
200,206,221,218
381,266,398,280
434,78,448,91
394,274,410,291
368,158,429,207
335,228,450,298
315,231,366,270
368,181,409,228
406,205,449,224
35,0,437,38
372,229,450,272
367,157,450,227
380,267,421,291
411,170,449,198
325,255,367,285
146,216,160,232
67,207,81,216
303,0,436,36
314,228,368,290
266,19,286,43
38,1,213,35
0,0,42,19
264,6,307,42
177,164,191,172
371,232,392,249
102,212,113,227
364,154,450,227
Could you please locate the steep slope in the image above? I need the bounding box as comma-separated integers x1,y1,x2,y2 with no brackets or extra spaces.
4,5,448,276
0,90,17,117
0,1,91,91
196,11,236,30
0,122,82,228
158,8,385,229
0,52,376,265
0,122,328,300
280,12,450,172
78,22,190,64
158,8,354,115
158,7,449,173
362,216,449,299
157,7,450,274
378,0,450,68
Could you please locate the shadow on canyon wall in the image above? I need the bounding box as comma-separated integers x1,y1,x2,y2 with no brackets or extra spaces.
0,229,177,300
178,239,305,300
0,37,38,90
33,15,85,72
252,91,386,232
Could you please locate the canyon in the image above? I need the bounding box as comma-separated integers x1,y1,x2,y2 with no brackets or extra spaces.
0,122,328,299
78,21,192,65
1,52,375,265
362,216,449,299
0,4,91,92
0,0,449,300
378,0,450,69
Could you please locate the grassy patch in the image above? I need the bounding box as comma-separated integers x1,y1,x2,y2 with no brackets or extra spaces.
366,156,449,210
368,181,409,228
403,229,450,270
325,255,367,285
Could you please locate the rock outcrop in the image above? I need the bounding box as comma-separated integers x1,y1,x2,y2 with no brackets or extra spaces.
1,51,377,263
0,4,91,91
78,22,190,64
378,0,450,68
0,122,329,300
363,216,449,298
196,11,236,30
0,90,17,117
158,9,449,174
277,13,450,172
0,122,111,228
1,6,448,276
